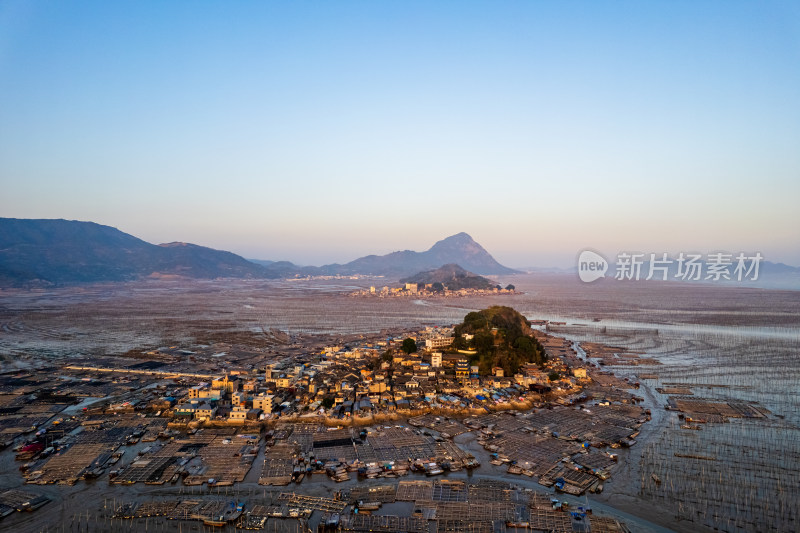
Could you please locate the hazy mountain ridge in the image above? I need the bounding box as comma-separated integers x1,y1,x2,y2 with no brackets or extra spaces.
0,220,516,287
312,232,518,277
519,259,800,289
3,218,795,289
0,218,270,287
602,258,800,290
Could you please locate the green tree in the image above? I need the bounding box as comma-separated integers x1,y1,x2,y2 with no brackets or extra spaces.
464,311,489,329
473,331,494,355
548,371,560,381
502,322,524,346
321,397,334,409
453,336,468,350
479,357,493,376
431,282,445,292
502,352,518,376
505,284,515,291
514,336,536,357
401,338,417,354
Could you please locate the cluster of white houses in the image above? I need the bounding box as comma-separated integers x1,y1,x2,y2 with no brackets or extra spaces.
352,283,516,298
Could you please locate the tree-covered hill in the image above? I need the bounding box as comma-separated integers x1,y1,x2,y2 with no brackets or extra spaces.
399,263,494,290
452,306,546,376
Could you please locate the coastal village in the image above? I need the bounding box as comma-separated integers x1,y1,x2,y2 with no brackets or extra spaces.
350,282,517,298
0,309,657,532
350,263,518,298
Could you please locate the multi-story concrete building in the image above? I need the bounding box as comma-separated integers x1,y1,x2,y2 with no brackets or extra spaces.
253,394,274,414
426,337,453,350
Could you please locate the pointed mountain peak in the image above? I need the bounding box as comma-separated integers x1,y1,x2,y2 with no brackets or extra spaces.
429,232,485,253
423,233,516,275
432,232,475,245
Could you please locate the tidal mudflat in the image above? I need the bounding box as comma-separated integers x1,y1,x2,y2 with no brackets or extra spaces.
1,274,798,532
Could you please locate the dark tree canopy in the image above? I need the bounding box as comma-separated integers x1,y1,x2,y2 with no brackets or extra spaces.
473,331,494,354
401,338,417,354
452,336,468,350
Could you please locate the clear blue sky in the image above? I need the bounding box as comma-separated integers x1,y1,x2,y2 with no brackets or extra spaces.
1,1,799,267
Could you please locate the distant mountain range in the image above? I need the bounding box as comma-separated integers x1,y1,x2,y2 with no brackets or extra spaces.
303,232,518,278
0,219,267,287
0,219,517,287
519,259,800,290
2,218,796,289
399,263,496,290
605,258,800,290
